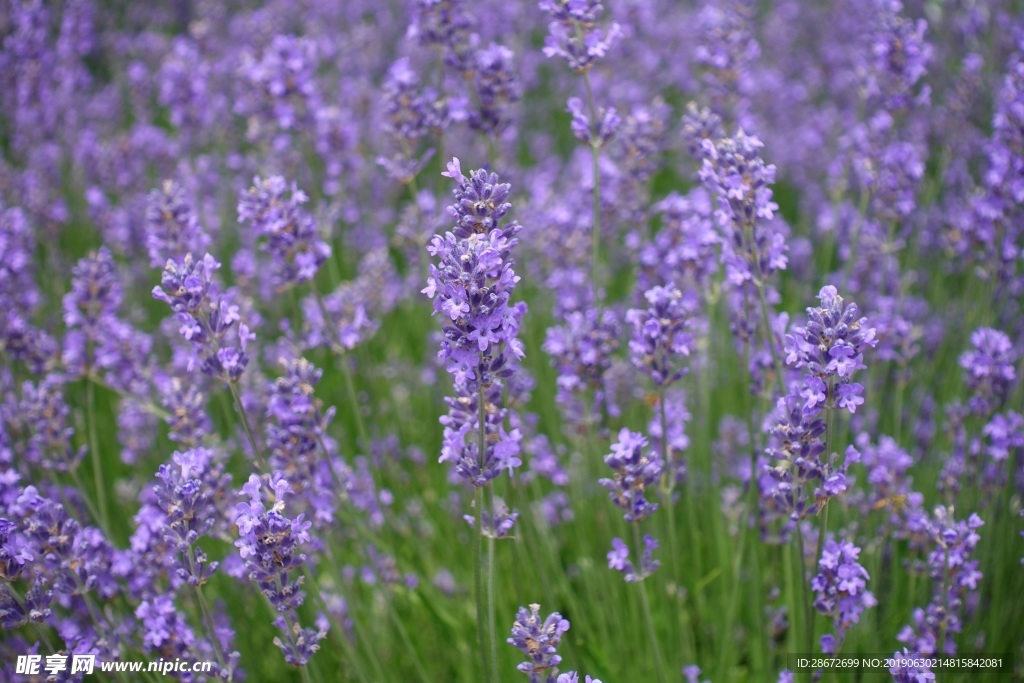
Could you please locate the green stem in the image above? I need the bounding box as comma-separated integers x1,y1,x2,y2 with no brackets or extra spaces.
194,582,230,680
485,486,499,683
474,486,492,682
633,522,666,683
227,382,268,472
84,374,109,532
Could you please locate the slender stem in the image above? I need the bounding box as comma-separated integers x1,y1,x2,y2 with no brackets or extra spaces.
756,283,786,390
632,522,666,683
474,486,492,682
485,486,499,683
937,545,951,654
194,582,229,680
227,382,268,472
84,374,109,532
339,357,370,451
811,379,836,650
657,388,682,657
579,68,603,311
795,525,813,667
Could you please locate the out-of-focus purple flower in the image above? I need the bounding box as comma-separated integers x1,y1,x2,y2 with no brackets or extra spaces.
464,503,519,538
136,594,195,653
694,0,760,129
543,308,621,433
897,507,983,656
566,97,620,148
889,648,935,682
626,284,693,387
236,35,320,135
145,179,210,269
62,247,122,374
470,44,520,135
864,1,932,113
607,535,660,583
18,377,84,472
811,539,877,654
682,664,708,683
540,0,622,73
959,327,1017,415
508,603,570,682
408,0,476,73
599,429,662,522
681,103,724,161
238,176,331,291
152,253,254,383
699,130,787,286
556,673,601,683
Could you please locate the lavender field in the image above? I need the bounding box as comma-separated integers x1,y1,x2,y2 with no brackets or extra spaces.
2,0,1023,681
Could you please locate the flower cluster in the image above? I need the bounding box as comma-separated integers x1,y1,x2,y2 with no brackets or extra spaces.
539,0,622,73
426,159,526,488
698,130,787,286
607,534,660,583
507,603,571,683
811,539,877,655
145,179,210,268
626,284,694,387
237,176,331,291
234,474,326,666
152,252,254,383
62,247,122,373
152,448,232,587
897,508,983,656
784,286,877,416
600,429,662,522
958,327,1017,415
266,358,338,525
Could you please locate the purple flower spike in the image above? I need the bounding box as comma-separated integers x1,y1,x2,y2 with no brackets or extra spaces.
811,539,877,654
238,176,331,291
427,160,526,493
153,252,254,383
600,429,662,522
626,284,694,387
959,328,1017,415
508,603,570,683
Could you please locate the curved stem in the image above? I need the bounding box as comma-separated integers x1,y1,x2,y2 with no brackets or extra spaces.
84,373,109,532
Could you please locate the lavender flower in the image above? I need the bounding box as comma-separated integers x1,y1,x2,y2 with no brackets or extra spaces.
959,328,1017,415
607,534,660,583
152,448,232,587
889,648,935,682
426,159,526,487
238,177,331,291
508,603,570,683
152,252,254,383
699,130,787,286
234,473,326,666
145,179,210,268
557,674,602,683
897,508,983,656
566,97,620,148
811,539,877,654
783,286,877,417
469,44,521,135
17,377,84,471
626,284,694,387
600,429,662,522
540,0,622,73
62,247,122,373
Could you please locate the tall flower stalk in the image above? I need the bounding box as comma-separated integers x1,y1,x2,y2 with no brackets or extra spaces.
424,158,527,683
540,0,622,308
